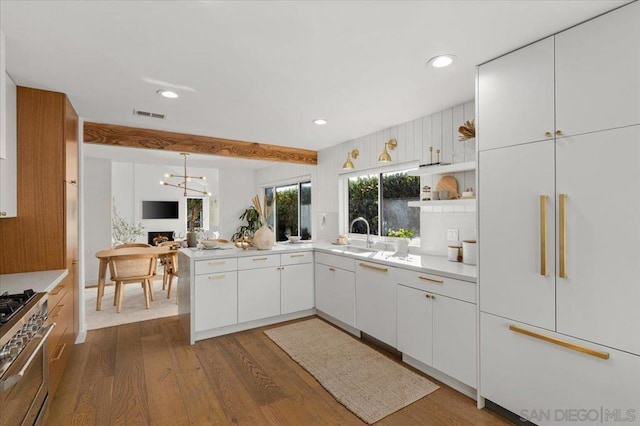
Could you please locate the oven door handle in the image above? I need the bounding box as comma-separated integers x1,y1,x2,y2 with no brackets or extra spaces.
0,323,55,392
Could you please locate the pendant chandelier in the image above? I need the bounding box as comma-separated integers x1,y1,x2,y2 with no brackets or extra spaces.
159,152,211,196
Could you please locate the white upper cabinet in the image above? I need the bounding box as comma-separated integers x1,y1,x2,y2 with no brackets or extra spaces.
556,1,640,137
556,126,640,356
478,37,555,151
479,141,556,331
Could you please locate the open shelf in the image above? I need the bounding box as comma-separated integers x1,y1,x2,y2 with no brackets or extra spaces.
407,161,476,177
408,198,476,213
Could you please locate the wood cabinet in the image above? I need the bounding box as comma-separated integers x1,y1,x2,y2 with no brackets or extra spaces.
397,283,476,388
0,87,78,397
355,261,397,347
0,72,16,218
280,252,314,315
314,253,356,328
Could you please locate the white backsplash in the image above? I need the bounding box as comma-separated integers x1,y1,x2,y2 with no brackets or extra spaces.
419,212,476,255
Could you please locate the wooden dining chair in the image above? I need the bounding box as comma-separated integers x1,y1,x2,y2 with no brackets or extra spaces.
108,253,157,313
158,241,179,301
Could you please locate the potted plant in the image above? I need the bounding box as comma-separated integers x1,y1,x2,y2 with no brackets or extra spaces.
231,206,262,241
387,228,414,254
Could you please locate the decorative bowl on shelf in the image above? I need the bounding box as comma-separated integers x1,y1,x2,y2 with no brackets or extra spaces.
201,240,218,249
287,235,301,243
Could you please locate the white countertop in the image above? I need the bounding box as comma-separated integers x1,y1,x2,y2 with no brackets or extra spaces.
0,269,68,294
179,241,476,282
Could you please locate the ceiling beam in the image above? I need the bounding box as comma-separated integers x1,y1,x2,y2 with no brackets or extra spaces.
83,122,318,165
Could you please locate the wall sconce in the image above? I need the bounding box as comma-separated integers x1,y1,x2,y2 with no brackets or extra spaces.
378,138,397,163
343,149,359,170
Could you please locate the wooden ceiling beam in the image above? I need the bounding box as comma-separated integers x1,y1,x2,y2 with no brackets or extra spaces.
83,122,317,165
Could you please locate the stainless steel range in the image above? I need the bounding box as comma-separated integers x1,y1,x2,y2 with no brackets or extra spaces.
0,290,54,426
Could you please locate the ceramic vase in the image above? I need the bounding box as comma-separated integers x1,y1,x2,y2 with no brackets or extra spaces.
253,224,275,250
394,238,410,254
186,231,197,248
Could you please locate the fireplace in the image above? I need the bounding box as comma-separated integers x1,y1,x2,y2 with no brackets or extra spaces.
147,231,174,246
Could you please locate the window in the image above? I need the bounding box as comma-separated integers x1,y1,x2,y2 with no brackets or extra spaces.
347,170,420,237
263,181,311,241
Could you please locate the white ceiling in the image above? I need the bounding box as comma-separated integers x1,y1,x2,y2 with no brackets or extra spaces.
0,0,628,168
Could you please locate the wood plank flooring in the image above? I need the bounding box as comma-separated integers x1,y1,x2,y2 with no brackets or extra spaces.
45,316,511,425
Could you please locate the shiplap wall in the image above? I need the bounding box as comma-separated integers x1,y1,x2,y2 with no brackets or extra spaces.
255,100,476,252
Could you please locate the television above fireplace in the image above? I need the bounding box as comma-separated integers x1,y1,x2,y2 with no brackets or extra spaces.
142,201,179,219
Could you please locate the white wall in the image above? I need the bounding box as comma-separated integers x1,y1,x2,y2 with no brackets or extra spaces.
219,168,257,240
83,157,112,286
255,100,476,254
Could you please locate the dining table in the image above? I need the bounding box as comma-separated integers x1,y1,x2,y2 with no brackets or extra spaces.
94,245,177,311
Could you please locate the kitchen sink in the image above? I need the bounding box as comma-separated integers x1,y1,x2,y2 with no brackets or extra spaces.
331,246,377,256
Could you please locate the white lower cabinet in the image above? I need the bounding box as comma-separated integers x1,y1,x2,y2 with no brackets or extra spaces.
280,262,314,314
195,271,238,332
314,256,356,328
397,282,477,388
481,312,640,425
356,261,397,347
397,284,433,365
238,267,281,323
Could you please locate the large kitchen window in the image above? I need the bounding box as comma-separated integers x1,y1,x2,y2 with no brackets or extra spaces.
347,170,420,237
264,181,311,241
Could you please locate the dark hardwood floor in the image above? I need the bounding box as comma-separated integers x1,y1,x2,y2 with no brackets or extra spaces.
45,316,511,425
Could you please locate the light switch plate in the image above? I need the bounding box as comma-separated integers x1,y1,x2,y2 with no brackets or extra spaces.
447,228,459,241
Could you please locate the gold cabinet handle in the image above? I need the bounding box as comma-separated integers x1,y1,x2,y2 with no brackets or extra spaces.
544,131,552,138
208,261,226,265
509,325,609,360
359,263,388,273
253,257,268,261
559,194,567,278
208,274,226,280
49,284,65,296
50,343,67,362
418,276,443,284
290,254,305,258
425,294,436,299
540,195,548,276
556,130,563,136
328,268,335,272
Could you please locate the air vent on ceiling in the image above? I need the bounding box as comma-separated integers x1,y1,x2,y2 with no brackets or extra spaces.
133,109,165,119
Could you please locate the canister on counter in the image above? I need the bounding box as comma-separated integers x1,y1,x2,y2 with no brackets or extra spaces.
462,240,477,265
448,245,462,262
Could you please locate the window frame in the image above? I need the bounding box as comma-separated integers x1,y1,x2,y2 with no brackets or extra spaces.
261,177,312,241
340,161,420,240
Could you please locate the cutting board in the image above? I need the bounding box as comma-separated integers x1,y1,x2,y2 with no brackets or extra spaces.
436,175,459,198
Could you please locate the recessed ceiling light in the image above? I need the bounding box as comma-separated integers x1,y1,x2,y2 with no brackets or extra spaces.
428,54,456,68
157,89,179,99
313,118,328,125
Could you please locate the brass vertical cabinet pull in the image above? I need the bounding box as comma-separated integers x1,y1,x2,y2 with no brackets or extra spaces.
559,194,568,278
540,195,548,276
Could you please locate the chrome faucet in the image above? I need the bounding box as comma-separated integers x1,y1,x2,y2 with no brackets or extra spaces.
350,217,372,248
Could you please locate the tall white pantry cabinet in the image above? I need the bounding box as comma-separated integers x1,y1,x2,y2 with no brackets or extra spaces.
477,2,640,424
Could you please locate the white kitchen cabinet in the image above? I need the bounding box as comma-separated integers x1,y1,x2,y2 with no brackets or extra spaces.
314,260,356,328
397,284,433,366
477,36,554,151
0,71,17,218
478,141,556,330
238,266,281,323
356,261,397,347
194,272,238,332
555,126,640,356
481,312,640,426
280,262,314,314
555,1,640,137
397,283,477,388
433,294,476,388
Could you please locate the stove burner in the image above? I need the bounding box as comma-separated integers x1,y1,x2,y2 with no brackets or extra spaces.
0,290,36,325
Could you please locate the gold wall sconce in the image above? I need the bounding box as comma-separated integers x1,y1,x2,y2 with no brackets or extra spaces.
343,149,359,169
378,138,397,163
